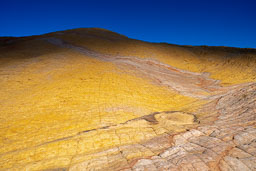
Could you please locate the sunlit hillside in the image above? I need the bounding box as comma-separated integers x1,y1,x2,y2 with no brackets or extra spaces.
0,28,256,170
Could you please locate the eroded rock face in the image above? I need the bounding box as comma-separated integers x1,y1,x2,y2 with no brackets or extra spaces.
0,28,256,170
69,84,256,171
128,84,256,171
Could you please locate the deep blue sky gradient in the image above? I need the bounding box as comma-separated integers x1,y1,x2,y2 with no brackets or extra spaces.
0,0,255,48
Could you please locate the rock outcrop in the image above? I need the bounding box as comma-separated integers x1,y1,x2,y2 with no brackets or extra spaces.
0,28,255,170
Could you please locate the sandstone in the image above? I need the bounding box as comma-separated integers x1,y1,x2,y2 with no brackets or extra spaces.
0,28,255,170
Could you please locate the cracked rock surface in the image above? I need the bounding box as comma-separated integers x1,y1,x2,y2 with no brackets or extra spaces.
0,28,256,170
127,84,256,171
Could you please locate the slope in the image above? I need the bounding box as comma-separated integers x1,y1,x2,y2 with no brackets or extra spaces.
0,28,255,170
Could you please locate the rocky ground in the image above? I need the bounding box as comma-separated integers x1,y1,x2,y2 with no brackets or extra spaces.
125,84,256,171
0,28,255,170
69,83,256,171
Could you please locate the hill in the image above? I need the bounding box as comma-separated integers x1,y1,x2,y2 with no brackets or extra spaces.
0,28,256,170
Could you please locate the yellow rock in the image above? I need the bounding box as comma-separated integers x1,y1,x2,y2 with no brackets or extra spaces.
0,28,255,170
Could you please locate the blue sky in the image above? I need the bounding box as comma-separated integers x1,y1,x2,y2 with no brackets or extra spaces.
0,0,255,48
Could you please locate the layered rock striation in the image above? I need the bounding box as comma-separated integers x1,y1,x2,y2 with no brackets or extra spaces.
0,28,255,170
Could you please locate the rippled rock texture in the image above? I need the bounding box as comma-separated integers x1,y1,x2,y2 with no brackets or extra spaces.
0,28,256,170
